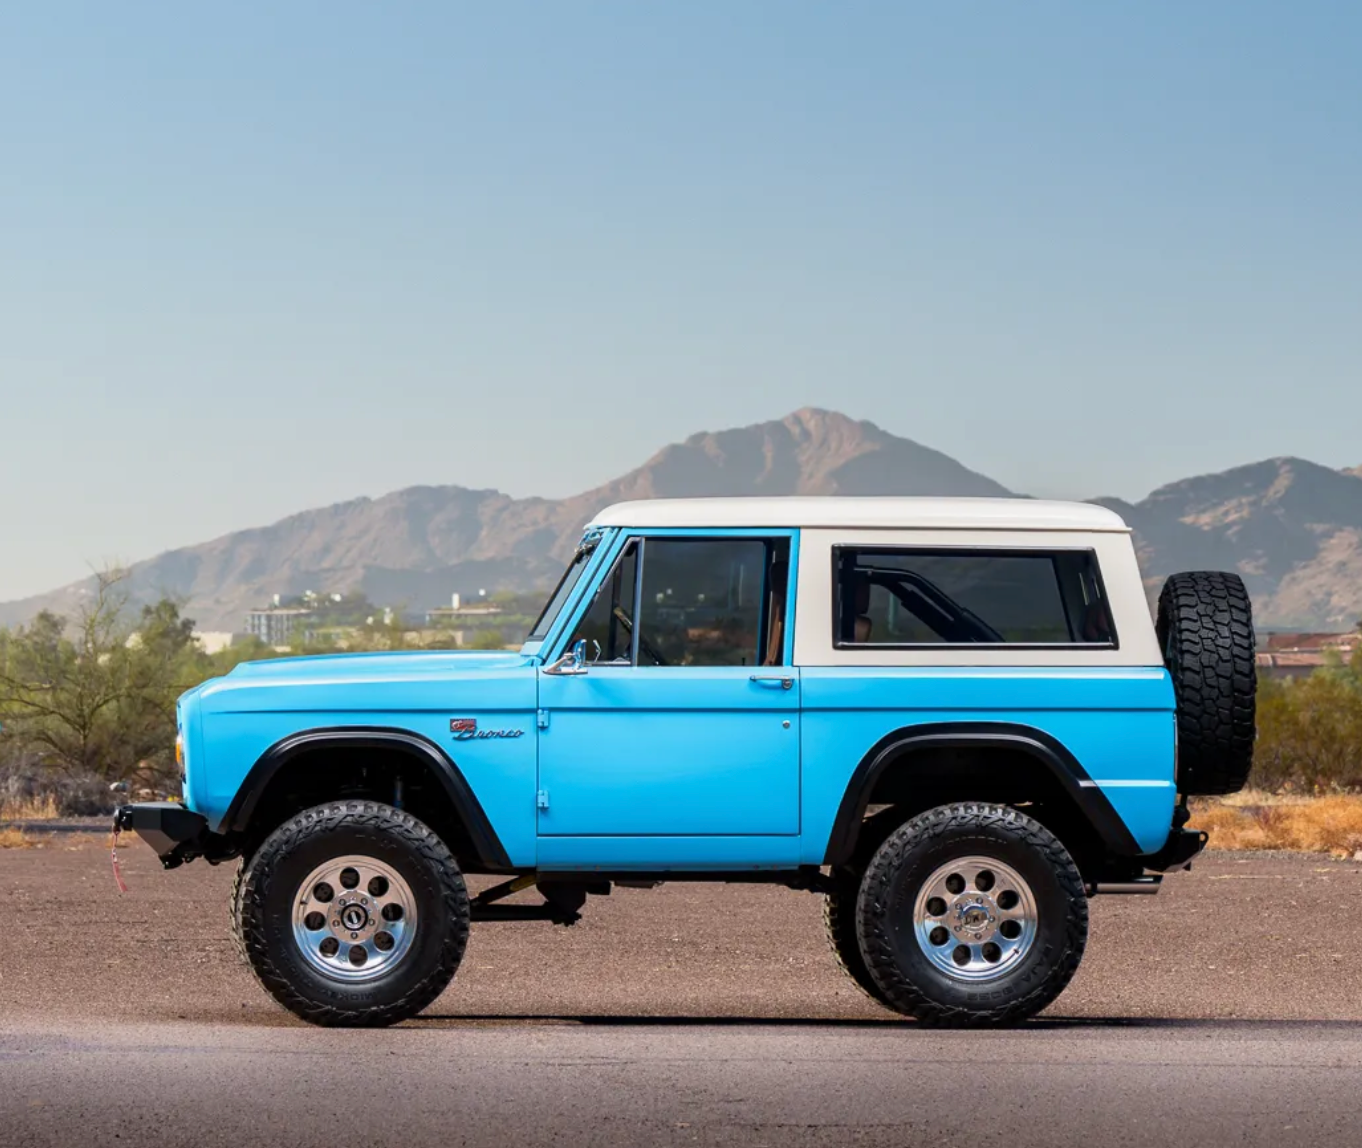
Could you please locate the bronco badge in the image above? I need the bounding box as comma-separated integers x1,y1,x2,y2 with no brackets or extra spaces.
449,718,524,741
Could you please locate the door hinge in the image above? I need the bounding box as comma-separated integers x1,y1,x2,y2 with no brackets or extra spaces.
537,708,549,730
536,789,550,811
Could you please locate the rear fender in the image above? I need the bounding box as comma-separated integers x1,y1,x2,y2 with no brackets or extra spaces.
823,721,1144,867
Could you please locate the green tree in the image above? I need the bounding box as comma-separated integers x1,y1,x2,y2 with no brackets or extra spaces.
0,572,199,787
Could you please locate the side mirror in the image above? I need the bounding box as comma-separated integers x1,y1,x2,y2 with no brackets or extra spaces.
544,638,589,677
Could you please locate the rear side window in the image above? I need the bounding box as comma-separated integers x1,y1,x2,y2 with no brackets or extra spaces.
833,547,1115,647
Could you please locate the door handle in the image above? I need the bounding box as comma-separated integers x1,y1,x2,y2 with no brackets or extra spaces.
749,674,794,690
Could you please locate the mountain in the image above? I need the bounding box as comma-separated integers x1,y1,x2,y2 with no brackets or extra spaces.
1095,458,1362,630
0,409,1012,632
5,409,1361,632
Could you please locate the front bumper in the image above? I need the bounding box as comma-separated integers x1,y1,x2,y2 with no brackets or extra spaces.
113,802,236,869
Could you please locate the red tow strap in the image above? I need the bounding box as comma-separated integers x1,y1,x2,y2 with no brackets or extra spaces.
110,827,129,893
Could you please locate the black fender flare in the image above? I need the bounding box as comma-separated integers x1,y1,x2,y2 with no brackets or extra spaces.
221,727,511,870
822,721,1143,867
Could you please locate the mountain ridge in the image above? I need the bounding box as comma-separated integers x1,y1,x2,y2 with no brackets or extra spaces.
3,409,1360,631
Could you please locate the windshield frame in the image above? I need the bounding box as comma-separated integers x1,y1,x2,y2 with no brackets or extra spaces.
526,530,606,642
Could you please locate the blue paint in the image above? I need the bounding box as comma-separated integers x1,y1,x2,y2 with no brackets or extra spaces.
799,667,1177,858
537,834,802,871
538,665,800,838
178,526,1182,872
188,650,540,865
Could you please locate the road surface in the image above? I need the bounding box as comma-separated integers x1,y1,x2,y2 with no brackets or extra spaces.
2,837,1360,1146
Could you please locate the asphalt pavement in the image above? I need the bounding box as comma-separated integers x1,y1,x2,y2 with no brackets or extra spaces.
2,837,1361,1146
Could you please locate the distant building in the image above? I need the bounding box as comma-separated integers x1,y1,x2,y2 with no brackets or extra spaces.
424,602,504,625
1257,630,1361,679
245,608,314,646
193,631,240,656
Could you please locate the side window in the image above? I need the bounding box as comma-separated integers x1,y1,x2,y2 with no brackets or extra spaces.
566,535,791,666
636,538,790,667
833,547,1115,647
567,542,638,662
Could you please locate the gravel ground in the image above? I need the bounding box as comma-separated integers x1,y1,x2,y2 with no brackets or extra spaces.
3,836,1360,1024
2,837,1361,1146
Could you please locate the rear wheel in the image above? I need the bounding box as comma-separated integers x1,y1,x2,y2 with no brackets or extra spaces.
824,807,904,1007
236,800,469,1027
856,803,1087,1026
823,874,891,1006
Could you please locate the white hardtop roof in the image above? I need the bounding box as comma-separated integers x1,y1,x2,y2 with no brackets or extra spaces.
589,497,1129,533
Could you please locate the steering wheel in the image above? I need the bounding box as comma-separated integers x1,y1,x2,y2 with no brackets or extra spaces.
611,606,669,666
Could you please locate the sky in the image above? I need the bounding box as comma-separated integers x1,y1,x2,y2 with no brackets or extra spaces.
1,2,1359,601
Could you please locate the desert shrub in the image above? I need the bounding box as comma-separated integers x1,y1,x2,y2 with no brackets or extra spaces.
1251,650,1362,792
0,756,114,817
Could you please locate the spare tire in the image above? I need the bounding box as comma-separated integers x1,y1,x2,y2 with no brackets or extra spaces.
1155,571,1257,796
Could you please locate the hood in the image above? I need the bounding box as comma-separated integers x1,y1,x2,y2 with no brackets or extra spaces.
224,649,536,682
193,648,539,714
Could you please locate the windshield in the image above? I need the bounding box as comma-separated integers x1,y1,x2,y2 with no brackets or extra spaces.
528,532,602,640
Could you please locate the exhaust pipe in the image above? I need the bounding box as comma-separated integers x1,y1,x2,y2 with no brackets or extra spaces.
1086,876,1162,896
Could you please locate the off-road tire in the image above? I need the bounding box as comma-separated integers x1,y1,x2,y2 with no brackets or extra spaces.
1156,571,1256,796
856,803,1087,1027
236,800,469,1027
229,859,247,964
823,876,891,1006
823,806,904,1008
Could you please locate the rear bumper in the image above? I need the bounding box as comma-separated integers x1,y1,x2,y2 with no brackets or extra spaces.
113,802,236,869
1142,826,1208,872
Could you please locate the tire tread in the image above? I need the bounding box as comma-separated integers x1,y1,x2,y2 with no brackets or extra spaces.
1156,571,1257,796
856,802,1088,1027
236,800,469,1027
823,878,890,1007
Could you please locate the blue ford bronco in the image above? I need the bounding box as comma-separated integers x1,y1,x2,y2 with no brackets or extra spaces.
117,497,1256,1027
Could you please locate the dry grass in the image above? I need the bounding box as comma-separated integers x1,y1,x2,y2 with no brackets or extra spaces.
1191,794,1362,856
0,827,49,849
0,793,60,821
1211,788,1316,808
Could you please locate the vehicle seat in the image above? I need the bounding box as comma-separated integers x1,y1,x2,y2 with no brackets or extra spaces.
763,560,789,666
1081,598,1112,643
853,575,873,643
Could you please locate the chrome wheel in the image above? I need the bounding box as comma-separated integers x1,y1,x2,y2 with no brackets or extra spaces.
912,855,1038,982
291,855,417,983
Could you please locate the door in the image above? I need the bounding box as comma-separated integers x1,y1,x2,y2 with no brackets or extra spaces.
537,533,799,841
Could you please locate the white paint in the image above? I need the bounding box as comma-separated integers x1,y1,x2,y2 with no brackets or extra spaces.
791,528,1161,668
590,497,1129,533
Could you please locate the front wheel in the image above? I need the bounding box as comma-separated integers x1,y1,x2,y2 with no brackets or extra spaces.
855,803,1088,1026
236,801,470,1027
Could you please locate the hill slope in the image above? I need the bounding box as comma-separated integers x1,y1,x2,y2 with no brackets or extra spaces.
0,409,1012,631
1095,458,1362,630
5,411,1360,632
